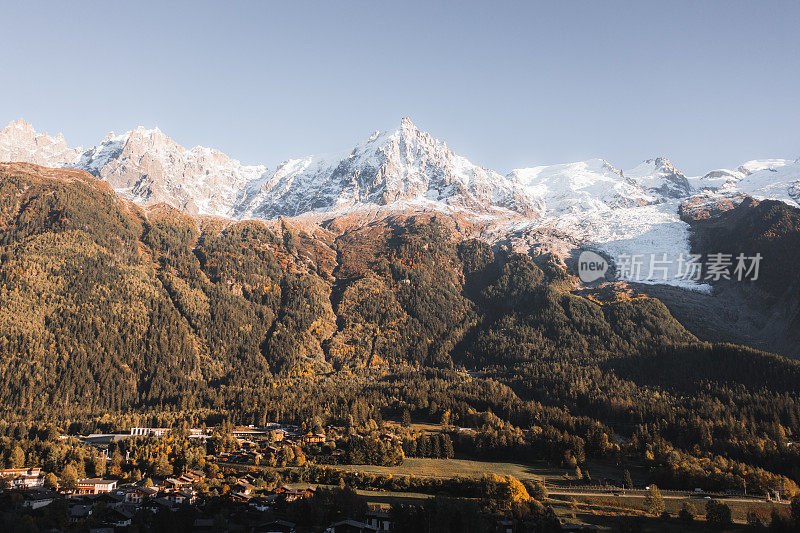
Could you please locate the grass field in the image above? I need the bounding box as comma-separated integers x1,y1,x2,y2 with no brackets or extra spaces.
334,457,564,480
550,493,791,528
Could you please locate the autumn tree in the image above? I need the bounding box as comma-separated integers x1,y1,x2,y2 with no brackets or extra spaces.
8,446,25,468
645,484,665,516
60,464,78,490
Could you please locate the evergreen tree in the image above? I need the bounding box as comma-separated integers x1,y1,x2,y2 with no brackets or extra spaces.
401,409,411,428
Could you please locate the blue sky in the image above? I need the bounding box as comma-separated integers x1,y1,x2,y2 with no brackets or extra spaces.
1,1,798,175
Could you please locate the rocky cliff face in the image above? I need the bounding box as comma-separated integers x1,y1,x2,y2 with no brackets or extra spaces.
73,127,268,215
625,157,694,198
0,119,81,167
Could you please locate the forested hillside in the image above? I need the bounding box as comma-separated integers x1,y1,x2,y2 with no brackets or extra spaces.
1,162,799,497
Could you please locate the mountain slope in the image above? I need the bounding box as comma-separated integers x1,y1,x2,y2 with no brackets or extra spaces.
0,162,700,406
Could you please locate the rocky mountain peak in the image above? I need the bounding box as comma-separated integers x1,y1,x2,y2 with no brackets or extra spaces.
625,156,693,198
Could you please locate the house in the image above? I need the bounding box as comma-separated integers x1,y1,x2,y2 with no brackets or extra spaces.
232,481,256,495
76,478,117,495
0,467,42,477
125,485,158,503
325,519,378,533
248,496,274,511
143,496,176,512
69,503,93,522
300,432,326,444
230,491,253,502
167,489,196,505
180,469,205,484
104,507,134,528
10,473,44,489
281,486,315,502
0,467,44,489
365,510,391,531
164,477,190,490
254,520,296,533
22,494,55,510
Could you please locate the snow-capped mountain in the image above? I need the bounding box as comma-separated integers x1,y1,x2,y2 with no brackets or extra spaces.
0,118,704,222
72,126,268,215
234,117,537,219
1,117,797,291
508,159,654,217
694,158,800,206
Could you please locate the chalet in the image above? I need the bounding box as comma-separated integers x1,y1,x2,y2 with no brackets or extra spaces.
180,469,206,483
300,432,326,445
230,491,252,502
232,481,256,495
164,477,190,490
76,478,117,495
288,486,315,502
125,485,158,503
228,450,263,464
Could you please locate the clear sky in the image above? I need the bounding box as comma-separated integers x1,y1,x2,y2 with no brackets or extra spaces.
2,1,798,175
